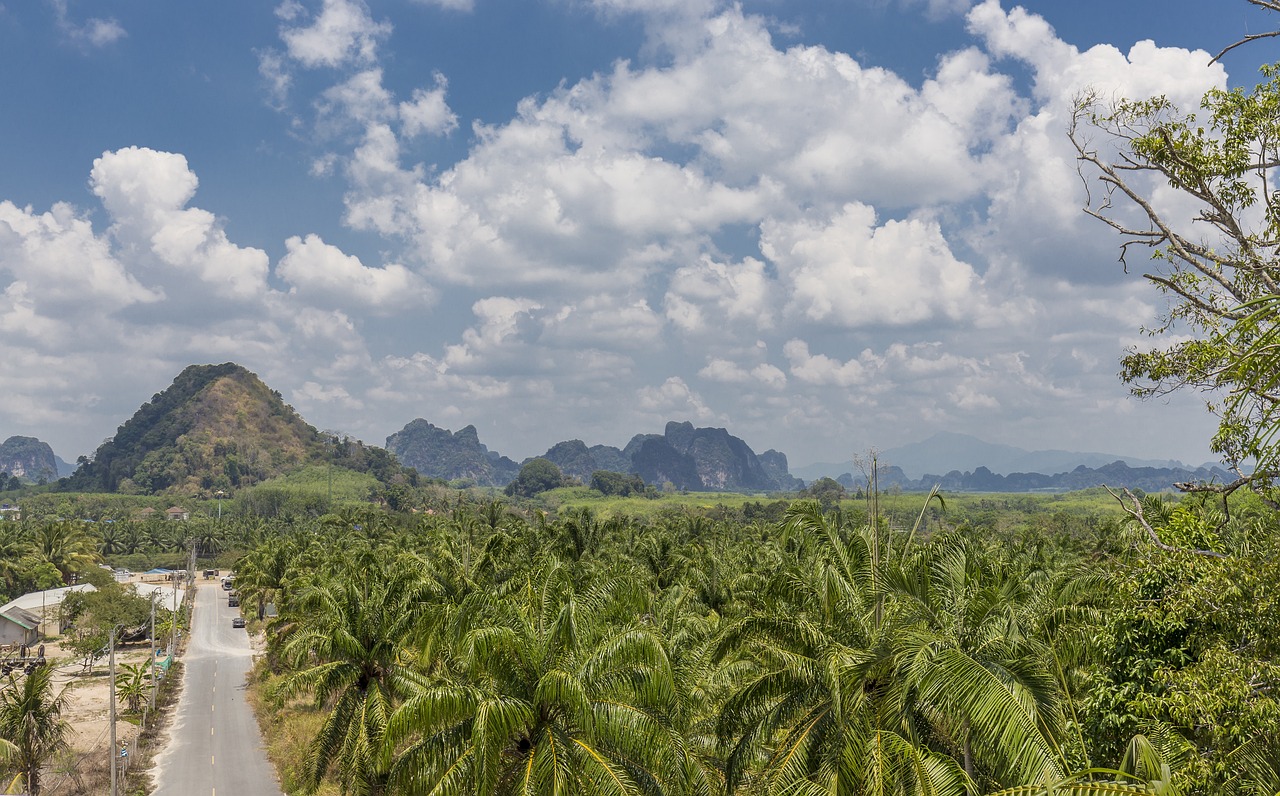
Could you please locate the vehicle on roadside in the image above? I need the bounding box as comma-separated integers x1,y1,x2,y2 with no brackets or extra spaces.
232,617,245,628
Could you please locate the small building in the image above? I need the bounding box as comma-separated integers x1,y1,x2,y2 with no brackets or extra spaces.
0,606,42,646
0,503,20,521
135,507,157,521
166,506,189,521
0,584,97,638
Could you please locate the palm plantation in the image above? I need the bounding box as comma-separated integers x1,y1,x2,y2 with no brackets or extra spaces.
270,549,434,795
222,485,1279,796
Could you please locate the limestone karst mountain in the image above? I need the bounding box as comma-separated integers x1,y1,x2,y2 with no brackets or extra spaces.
0,436,60,483
64,363,408,495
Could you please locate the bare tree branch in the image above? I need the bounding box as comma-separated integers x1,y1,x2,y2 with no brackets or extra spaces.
1212,30,1280,64
1103,486,1231,558
1211,0,1280,63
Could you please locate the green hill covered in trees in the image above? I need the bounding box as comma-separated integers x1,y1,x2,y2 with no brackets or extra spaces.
63,363,411,496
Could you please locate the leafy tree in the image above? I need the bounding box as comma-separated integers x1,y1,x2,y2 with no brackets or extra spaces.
61,582,152,673
504,458,567,498
1084,502,1280,794
1071,58,1280,484
589,470,646,497
0,666,70,796
801,476,846,507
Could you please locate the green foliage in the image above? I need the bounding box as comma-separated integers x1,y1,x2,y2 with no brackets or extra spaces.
28,520,100,584
589,470,647,497
504,458,568,498
1086,519,1280,793
61,581,153,672
0,666,70,796
225,481,1280,796
1074,64,1280,479
801,475,846,506
115,662,152,713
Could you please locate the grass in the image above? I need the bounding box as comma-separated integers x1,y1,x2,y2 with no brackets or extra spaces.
540,486,793,518
251,465,380,501
540,483,1127,521
248,665,341,796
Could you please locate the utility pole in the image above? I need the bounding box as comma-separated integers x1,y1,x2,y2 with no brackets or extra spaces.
171,575,178,654
109,630,118,796
149,597,157,710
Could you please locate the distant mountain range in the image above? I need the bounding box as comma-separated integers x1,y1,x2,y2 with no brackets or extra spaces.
388,419,804,492
0,364,1237,496
835,461,1234,494
792,431,1211,481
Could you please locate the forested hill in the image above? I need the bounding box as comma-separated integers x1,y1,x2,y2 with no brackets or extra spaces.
62,363,409,495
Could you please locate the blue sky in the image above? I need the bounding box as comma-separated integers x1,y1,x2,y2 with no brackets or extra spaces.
0,0,1273,470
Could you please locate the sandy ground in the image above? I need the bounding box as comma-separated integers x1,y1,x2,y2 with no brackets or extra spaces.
8,577,199,796
23,634,156,795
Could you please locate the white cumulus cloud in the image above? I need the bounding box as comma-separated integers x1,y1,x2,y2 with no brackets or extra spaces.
90,147,271,300
277,234,433,311
279,0,390,69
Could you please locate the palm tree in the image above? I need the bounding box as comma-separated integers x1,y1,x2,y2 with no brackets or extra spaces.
717,502,1068,795
715,577,957,795
0,525,32,597
887,536,1067,789
386,564,687,796
271,551,432,795
190,519,222,558
29,521,99,584
0,666,70,796
236,534,301,623
97,523,125,557
116,662,152,713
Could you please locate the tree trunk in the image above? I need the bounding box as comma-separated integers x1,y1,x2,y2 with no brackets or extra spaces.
963,719,974,780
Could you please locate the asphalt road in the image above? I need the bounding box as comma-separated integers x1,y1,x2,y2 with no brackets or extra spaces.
150,581,284,796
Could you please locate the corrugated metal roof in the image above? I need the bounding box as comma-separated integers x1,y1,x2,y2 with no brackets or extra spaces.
0,582,185,615
1,606,41,630
0,584,97,614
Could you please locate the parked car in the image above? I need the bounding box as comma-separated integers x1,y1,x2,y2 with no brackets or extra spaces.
232,617,246,628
